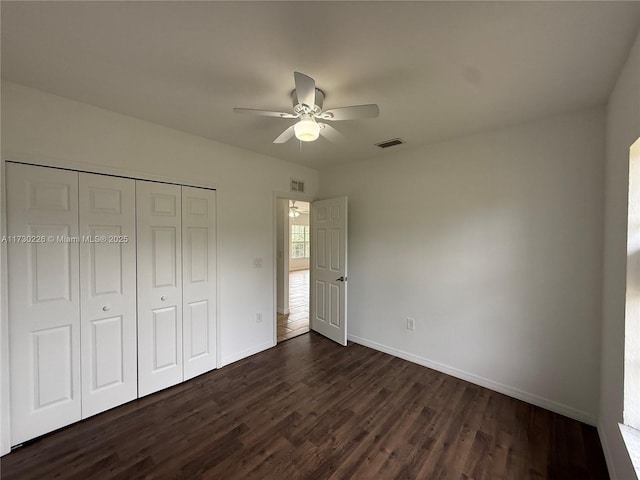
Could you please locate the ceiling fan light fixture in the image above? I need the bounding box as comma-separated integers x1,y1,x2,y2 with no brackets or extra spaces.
294,115,320,142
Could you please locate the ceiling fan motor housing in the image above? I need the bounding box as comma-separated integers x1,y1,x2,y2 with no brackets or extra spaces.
292,88,325,114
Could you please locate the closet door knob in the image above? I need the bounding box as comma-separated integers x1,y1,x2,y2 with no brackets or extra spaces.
161,295,168,301
102,306,110,311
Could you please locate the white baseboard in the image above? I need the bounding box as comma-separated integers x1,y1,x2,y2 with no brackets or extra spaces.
220,341,274,368
277,307,289,315
347,334,596,426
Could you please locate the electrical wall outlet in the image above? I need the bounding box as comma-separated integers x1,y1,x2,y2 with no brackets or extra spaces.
256,312,263,323
406,318,415,331
253,258,263,268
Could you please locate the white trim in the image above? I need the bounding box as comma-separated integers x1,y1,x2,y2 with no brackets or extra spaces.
214,190,221,371
272,191,314,346
2,151,220,191
599,418,620,480
273,190,315,204
348,334,597,426
0,35,8,456
0,156,10,456
277,307,290,315
220,341,274,368
619,423,640,480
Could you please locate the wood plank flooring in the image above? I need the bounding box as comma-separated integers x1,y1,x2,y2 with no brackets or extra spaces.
0,333,608,479
277,269,309,343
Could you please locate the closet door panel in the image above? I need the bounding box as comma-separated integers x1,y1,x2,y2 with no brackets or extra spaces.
79,173,137,418
137,181,183,396
182,187,217,380
7,163,81,445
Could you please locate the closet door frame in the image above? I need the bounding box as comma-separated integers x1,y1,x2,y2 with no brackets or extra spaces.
1,160,10,455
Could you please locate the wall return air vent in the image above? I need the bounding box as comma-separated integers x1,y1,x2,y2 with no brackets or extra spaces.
375,138,405,149
290,179,305,193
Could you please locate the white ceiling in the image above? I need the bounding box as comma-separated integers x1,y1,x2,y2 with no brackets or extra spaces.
2,1,639,168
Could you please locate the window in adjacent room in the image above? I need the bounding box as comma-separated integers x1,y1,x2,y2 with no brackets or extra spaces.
291,224,310,259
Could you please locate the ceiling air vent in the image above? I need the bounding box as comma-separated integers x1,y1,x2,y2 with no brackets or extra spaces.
290,179,305,193
375,138,405,149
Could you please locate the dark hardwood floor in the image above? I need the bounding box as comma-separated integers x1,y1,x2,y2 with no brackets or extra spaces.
1,333,608,479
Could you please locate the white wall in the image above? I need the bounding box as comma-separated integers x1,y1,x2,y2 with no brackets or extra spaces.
600,30,640,480
319,107,605,424
0,81,319,453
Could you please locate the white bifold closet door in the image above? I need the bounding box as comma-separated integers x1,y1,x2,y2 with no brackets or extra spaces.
182,186,216,380
79,173,137,418
7,165,217,444
137,181,183,397
7,163,81,445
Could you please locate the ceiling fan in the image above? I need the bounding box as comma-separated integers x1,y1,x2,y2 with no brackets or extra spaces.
233,72,379,144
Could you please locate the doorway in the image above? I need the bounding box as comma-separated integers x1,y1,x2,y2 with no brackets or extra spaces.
276,199,310,342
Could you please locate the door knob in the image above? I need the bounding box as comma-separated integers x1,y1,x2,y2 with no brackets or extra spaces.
335,276,347,282
161,295,168,301
102,306,110,311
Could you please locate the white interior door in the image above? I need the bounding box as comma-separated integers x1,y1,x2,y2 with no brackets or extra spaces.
182,186,217,380
79,173,137,417
310,196,348,346
7,163,81,445
136,180,183,397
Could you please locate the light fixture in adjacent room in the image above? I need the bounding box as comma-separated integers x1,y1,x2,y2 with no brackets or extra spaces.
289,201,301,217
293,114,320,142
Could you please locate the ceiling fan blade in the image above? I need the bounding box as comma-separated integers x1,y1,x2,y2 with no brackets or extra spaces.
233,108,297,119
321,104,380,121
294,72,316,108
319,123,346,144
273,125,295,144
